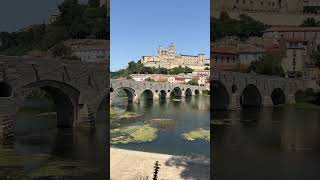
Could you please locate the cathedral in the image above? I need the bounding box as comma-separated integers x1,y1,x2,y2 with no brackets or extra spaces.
212,0,304,13
141,43,209,70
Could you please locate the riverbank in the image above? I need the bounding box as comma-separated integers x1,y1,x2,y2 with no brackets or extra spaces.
110,148,210,180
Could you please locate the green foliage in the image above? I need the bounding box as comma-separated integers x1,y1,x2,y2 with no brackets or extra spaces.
0,0,108,56
112,61,196,78
51,42,72,58
211,12,268,41
169,66,193,75
248,55,285,76
188,78,199,86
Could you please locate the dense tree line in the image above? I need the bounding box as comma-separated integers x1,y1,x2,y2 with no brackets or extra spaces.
248,55,285,77
111,61,194,78
211,12,268,41
0,0,108,56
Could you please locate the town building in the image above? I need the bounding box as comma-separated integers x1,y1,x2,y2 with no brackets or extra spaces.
211,46,240,71
63,39,109,63
130,74,150,82
212,0,304,13
281,38,310,78
167,74,193,84
141,43,209,70
263,26,320,51
211,44,265,71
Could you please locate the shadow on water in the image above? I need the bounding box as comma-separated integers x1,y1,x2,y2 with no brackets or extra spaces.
0,97,108,180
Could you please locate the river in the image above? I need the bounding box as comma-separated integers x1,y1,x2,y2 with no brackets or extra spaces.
111,95,210,157
212,105,320,179
0,97,108,180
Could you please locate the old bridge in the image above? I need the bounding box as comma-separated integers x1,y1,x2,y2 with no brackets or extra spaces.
210,70,319,110
110,79,207,103
0,56,108,140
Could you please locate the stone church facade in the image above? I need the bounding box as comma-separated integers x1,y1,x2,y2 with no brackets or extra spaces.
141,43,209,70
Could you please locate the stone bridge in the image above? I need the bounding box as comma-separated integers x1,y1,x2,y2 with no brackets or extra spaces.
210,71,319,110
0,56,108,140
110,79,207,103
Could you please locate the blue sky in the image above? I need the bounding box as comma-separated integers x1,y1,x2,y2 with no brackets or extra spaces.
111,0,210,71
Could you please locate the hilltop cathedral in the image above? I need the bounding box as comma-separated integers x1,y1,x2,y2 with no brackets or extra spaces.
141,43,209,70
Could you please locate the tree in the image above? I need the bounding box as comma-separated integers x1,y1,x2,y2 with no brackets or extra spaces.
188,78,199,86
50,42,72,58
248,55,284,76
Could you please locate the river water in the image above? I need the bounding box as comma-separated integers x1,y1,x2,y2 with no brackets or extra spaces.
212,105,320,179
0,97,108,180
111,95,210,157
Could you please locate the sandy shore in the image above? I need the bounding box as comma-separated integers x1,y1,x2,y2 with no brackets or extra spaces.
110,148,210,180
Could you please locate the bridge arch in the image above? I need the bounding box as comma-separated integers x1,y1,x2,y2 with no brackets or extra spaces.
114,87,135,102
19,80,80,128
0,81,12,97
170,87,182,98
211,80,230,110
240,84,262,108
159,90,167,99
185,88,192,96
271,88,286,105
195,89,200,95
140,89,154,101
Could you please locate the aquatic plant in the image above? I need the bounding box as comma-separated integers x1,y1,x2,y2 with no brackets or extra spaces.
182,129,210,141
111,125,158,144
29,160,96,178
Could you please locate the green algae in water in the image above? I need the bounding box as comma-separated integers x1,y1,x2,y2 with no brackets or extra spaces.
182,129,210,141
0,148,96,179
111,125,158,144
29,160,97,178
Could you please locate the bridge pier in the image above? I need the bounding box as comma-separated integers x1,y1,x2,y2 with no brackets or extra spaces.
133,95,139,103
230,93,240,110
153,93,160,101
263,96,274,107
287,94,296,104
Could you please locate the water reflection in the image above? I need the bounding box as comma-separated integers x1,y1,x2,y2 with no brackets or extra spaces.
212,105,320,179
0,97,107,180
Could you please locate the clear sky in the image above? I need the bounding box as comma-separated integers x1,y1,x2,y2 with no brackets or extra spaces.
0,0,92,32
111,0,210,71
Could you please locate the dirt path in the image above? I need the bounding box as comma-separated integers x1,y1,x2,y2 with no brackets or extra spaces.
110,148,210,180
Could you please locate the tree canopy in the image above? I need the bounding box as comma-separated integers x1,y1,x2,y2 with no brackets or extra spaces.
248,55,284,77
211,12,268,41
0,0,108,57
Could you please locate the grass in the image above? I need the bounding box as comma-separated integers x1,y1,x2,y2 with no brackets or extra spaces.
111,125,158,145
182,129,210,142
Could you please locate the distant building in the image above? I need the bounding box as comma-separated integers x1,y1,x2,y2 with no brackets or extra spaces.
48,13,60,24
211,45,244,71
141,43,209,70
167,74,193,84
263,26,320,51
64,39,108,63
281,38,309,78
130,74,150,81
